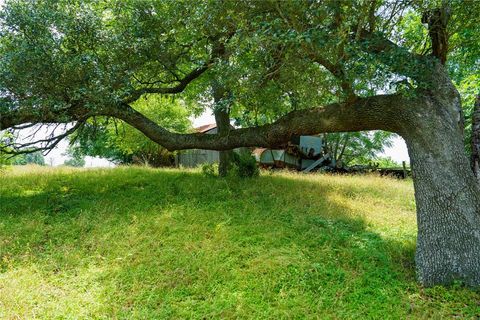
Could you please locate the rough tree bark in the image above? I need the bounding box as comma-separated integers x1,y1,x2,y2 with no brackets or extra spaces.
401,67,480,287
211,39,234,177
471,94,480,181
213,84,233,177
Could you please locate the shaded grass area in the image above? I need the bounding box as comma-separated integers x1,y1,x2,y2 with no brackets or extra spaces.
0,166,478,319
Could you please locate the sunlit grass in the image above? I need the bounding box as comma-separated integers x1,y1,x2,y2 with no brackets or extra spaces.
0,166,478,318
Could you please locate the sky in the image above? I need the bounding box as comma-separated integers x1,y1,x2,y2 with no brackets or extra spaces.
382,136,409,163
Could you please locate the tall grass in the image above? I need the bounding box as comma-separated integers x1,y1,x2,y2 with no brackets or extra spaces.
0,166,478,319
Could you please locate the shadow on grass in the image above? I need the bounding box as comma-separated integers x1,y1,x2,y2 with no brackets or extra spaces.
0,168,453,318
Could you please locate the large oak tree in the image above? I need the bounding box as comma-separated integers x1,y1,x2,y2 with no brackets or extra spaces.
0,0,479,287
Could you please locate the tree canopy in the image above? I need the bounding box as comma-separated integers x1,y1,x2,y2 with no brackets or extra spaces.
0,0,477,152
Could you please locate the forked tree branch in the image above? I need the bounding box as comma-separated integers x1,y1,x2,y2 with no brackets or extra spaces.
357,30,435,82
123,62,211,104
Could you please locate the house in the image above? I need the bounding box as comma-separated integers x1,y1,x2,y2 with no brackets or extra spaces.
176,124,327,171
175,124,222,167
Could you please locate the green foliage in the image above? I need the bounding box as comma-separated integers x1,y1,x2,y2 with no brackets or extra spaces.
0,1,428,123
374,156,402,168
0,131,15,168
0,0,478,162
325,131,395,167
72,96,192,166
456,74,479,154
63,157,85,168
11,152,46,166
200,162,218,178
63,146,85,167
0,1,205,110
0,155,9,168
231,150,259,178
0,166,479,318
200,151,259,179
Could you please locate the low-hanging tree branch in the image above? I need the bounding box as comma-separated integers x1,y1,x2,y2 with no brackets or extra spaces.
1,91,415,155
103,93,412,152
0,28,457,161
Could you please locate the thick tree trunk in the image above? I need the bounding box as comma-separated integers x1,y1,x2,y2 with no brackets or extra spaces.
212,84,233,177
402,88,480,287
471,94,480,181
214,107,233,177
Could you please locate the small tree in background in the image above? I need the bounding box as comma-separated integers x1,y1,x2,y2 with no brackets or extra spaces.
70,96,192,167
11,151,45,166
63,147,85,167
0,131,12,166
323,131,394,167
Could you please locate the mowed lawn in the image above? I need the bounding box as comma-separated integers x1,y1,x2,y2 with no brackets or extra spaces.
0,166,478,319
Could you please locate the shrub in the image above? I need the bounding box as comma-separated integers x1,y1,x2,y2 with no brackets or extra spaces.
232,150,259,178
201,162,218,177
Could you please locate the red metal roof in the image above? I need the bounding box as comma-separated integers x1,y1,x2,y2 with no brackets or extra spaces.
252,148,267,156
195,123,217,133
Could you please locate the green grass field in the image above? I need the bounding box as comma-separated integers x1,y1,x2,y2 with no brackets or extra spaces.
0,166,479,319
